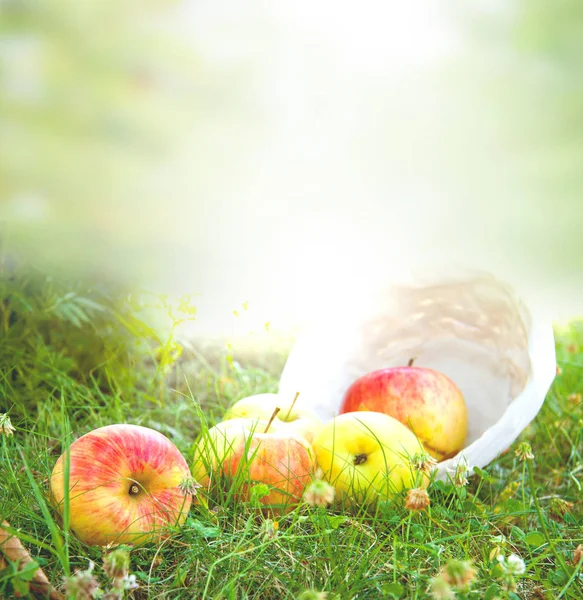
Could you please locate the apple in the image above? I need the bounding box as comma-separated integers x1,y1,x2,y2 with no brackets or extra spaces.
339,363,468,461
192,414,315,514
222,393,323,444
50,424,193,546
312,411,426,504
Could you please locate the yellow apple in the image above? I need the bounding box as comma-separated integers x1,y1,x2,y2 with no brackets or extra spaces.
222,393,323,444
312,411,426,505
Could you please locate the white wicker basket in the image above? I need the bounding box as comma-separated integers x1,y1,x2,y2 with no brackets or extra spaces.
278,269,556,479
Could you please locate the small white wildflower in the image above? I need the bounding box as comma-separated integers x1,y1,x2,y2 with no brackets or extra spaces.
514,442,534,462
260,518,279,540
412,451,438,476
63,560,100,599
122,573,138,591
440,559,477,588
303,480,335,507
497,553,526,575
0,413,15,436
103,547,130,580
506,554,526,575
447,460,469,487
428,576,455,600
178,475,202,496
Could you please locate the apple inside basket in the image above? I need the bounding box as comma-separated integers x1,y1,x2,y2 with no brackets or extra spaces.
278,272,556,479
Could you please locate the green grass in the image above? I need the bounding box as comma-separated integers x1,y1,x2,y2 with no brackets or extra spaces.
1,263,583,599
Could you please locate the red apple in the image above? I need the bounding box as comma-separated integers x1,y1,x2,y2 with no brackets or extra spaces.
50,424,193,546
192,415,315,514
339,364,468,461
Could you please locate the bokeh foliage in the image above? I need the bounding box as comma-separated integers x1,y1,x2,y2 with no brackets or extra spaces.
454,0,583,274
0,0,204,281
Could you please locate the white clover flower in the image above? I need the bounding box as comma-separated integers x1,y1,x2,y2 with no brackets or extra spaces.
514,442,534,462
497,553,526,576
63,560,100,599
178,476,202,496
0,413,15,436
412,451,438,476
446,459,469,487
506,554,526,575
123,573,138,591
428,576,455,600
303,480,335,507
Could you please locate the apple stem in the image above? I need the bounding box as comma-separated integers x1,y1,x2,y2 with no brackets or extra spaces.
264,407,281,433
354,453,367,466
407,357,416,367
129,483,140,496
284,391,300,422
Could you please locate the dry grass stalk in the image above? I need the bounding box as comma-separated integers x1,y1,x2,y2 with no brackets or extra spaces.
0,520,64,599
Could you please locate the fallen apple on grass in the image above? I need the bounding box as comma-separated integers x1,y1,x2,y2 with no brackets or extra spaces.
339,361,468,461
192,411,315,514
312,411,427,505
50,424,193,546
222,392,323,443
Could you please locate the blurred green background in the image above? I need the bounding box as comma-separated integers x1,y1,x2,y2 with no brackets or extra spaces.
1,0,582,336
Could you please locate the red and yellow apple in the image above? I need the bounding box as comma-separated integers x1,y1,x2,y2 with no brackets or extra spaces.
50,424,193,546
339,364,468,461
222,393,323,444
192,417,315,514
312,411,427,505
